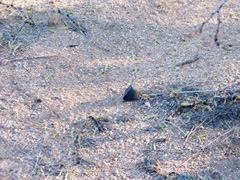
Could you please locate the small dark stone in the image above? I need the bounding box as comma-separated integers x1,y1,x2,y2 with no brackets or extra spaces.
76,157,81,164
68,45,78,47
123,85,141,101
35,98,42,103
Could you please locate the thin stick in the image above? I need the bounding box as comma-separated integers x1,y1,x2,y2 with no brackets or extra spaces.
199,0,227,33
89,116,104,132
184,125,198,147
0,135,32,159
10,22,27,47
149,88,240,97
10,55,57,62
174,54,199,67
1,55,58,65
57,10,110,52
223,82,240,90
214,11,221,46
167,121,185,135
199,0,227,46
58,10,88,37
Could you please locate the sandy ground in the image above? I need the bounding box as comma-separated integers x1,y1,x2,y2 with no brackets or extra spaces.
0,0,240,179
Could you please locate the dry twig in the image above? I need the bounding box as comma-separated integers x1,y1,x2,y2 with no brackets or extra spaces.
184,125,198,147
58,10,88,37
174,54,199,67
89,116,104,132
199,0,227,46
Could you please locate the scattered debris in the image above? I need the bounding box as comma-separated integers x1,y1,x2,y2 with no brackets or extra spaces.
149,87,240,97
152,138,167,143
79,138,96,148
117,115,131,123
138,84,240,140
75,156,92,167
0,2,35,26
58,10,88,37
139,158,194,179
139,158,160,175
166,172,191,180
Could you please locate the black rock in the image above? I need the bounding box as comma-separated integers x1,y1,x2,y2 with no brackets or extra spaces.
123,85,141,101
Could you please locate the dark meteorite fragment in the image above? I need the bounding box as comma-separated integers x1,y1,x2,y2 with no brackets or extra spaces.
123,85,141,101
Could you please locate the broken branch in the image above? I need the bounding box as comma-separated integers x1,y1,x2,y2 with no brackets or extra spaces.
199,0,227,46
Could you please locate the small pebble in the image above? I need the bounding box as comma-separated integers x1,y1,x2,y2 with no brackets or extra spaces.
145,102,151,108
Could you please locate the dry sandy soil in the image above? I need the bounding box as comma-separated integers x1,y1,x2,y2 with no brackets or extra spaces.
0,0,240,179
